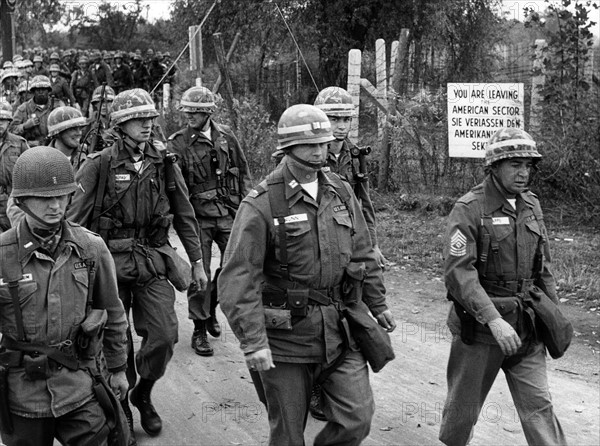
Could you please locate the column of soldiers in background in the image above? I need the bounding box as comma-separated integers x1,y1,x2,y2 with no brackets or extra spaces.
1,47,177,116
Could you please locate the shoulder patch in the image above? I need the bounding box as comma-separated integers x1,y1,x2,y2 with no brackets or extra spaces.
248,187,266,199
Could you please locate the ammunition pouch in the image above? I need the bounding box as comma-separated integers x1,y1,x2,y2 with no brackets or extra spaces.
341,262,366,304
77,309,108,359
287,289,309,317
23,353,51,380
263,308,292,331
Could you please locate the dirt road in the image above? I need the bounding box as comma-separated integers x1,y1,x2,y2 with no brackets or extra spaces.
130,242,600,446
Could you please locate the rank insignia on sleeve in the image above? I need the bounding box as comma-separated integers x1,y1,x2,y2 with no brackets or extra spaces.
450,229,467,256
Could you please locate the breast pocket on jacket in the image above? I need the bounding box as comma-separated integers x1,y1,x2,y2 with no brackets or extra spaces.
0,280,39,336
332,211,354,264
275,218,315,274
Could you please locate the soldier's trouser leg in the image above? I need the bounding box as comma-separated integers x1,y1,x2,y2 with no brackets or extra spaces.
188,216,232,321
439,336,504,446
505,341,567,446
124,277,178,381
314,350,374,446
1,399,109,446
255,362,312,446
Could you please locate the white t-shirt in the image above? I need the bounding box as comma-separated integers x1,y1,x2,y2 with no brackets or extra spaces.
300,179,319,200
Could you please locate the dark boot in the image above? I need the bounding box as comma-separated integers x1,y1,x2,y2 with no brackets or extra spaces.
309,384,326,421
121,396,138,446
130,378,162,436
191,321,214,356
206,311,221,338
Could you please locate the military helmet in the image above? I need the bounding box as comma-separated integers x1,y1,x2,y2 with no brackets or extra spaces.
111,88,159,125
21,59,33,68
2,61,13,69
12,55,23,63
49,63,60,72
0,101,13,121
78,55,89,65
114,51,124,59
0,69,20,83
49,52,60,60
314,86,355,117
276,104,335,150
33,55,43,63
17,80,28,94
485,128,542,167
12,146,77,198
178,86,216,114
29,75,52,90
91,85,116,103
163,51,171,58
47,106,87,137
132,54,142,61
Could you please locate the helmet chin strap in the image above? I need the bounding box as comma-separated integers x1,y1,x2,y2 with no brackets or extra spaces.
15,199,62,238
286,151,325,170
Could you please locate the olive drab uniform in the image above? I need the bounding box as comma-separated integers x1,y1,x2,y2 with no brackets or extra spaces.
67,135,202,383
325,138,378,245
439,175,567,446
219,158,388,445
0,132,27,231
10,98,64,147
168,121,252,324
0,219,128,445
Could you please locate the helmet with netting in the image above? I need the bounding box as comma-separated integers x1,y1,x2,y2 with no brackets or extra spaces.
178,86,216,114
29,75,52,90
276,104,335,150
17,80,28,94
314,86,355,117
91,85,116,103
49,52,60,60
0,102,13,121
47,106,87,137
12,146,77,198
2,61,13,69
33,55,43,63
485,128,541,167
111,88,159,125
0,69,20,83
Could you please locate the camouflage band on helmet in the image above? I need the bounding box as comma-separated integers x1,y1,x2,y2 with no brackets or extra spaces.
485,128,542,167
111,88,159,125
47,106,87,137
276,104,335,150
178,86,216,114
29,75,52,90
0,102,13,120
314,86,355,117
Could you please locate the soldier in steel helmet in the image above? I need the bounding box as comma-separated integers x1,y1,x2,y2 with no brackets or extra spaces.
46,106,88,171
112,52,134,94
131,54,150,91
0,146,129,446
49,63,78,108
31,54,49,77
219,104,396,446
81,85,117,152
13,81,29,112
0,102,28,232
70,55,96,117
67,88,208,443
168,86,252,356
439,128,568,446
10,75,65,147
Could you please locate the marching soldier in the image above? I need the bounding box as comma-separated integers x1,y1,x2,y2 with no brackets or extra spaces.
0,102,28,232
67,88,208,442
0,146,129,446
168,86,252,356
219,104,396,445
10,75,64,147
439,128,568,446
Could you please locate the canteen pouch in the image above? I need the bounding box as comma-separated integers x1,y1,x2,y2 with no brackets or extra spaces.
341,262,366,304
264,308,292,331
78,309,108,359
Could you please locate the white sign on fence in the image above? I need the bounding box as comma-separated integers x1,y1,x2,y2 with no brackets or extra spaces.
447,83,524,158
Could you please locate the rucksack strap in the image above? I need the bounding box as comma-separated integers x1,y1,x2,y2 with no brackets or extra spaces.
0,229,26,342
266,174,290,281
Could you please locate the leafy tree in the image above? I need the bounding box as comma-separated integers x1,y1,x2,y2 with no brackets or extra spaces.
12,0,64,49
525,0,600,218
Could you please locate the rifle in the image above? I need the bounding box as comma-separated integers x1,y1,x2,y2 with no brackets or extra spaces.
88,82,107,153
349,145,372,195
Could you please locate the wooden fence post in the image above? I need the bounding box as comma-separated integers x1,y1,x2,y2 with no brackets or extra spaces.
347,49,362,143
213,32,238,131
375,39,388,144
189,25,203,84
530,39,546,134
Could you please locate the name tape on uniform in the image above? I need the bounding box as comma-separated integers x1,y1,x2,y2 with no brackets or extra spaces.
492,217,510,225
115,174,131,181
274,213,308,226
